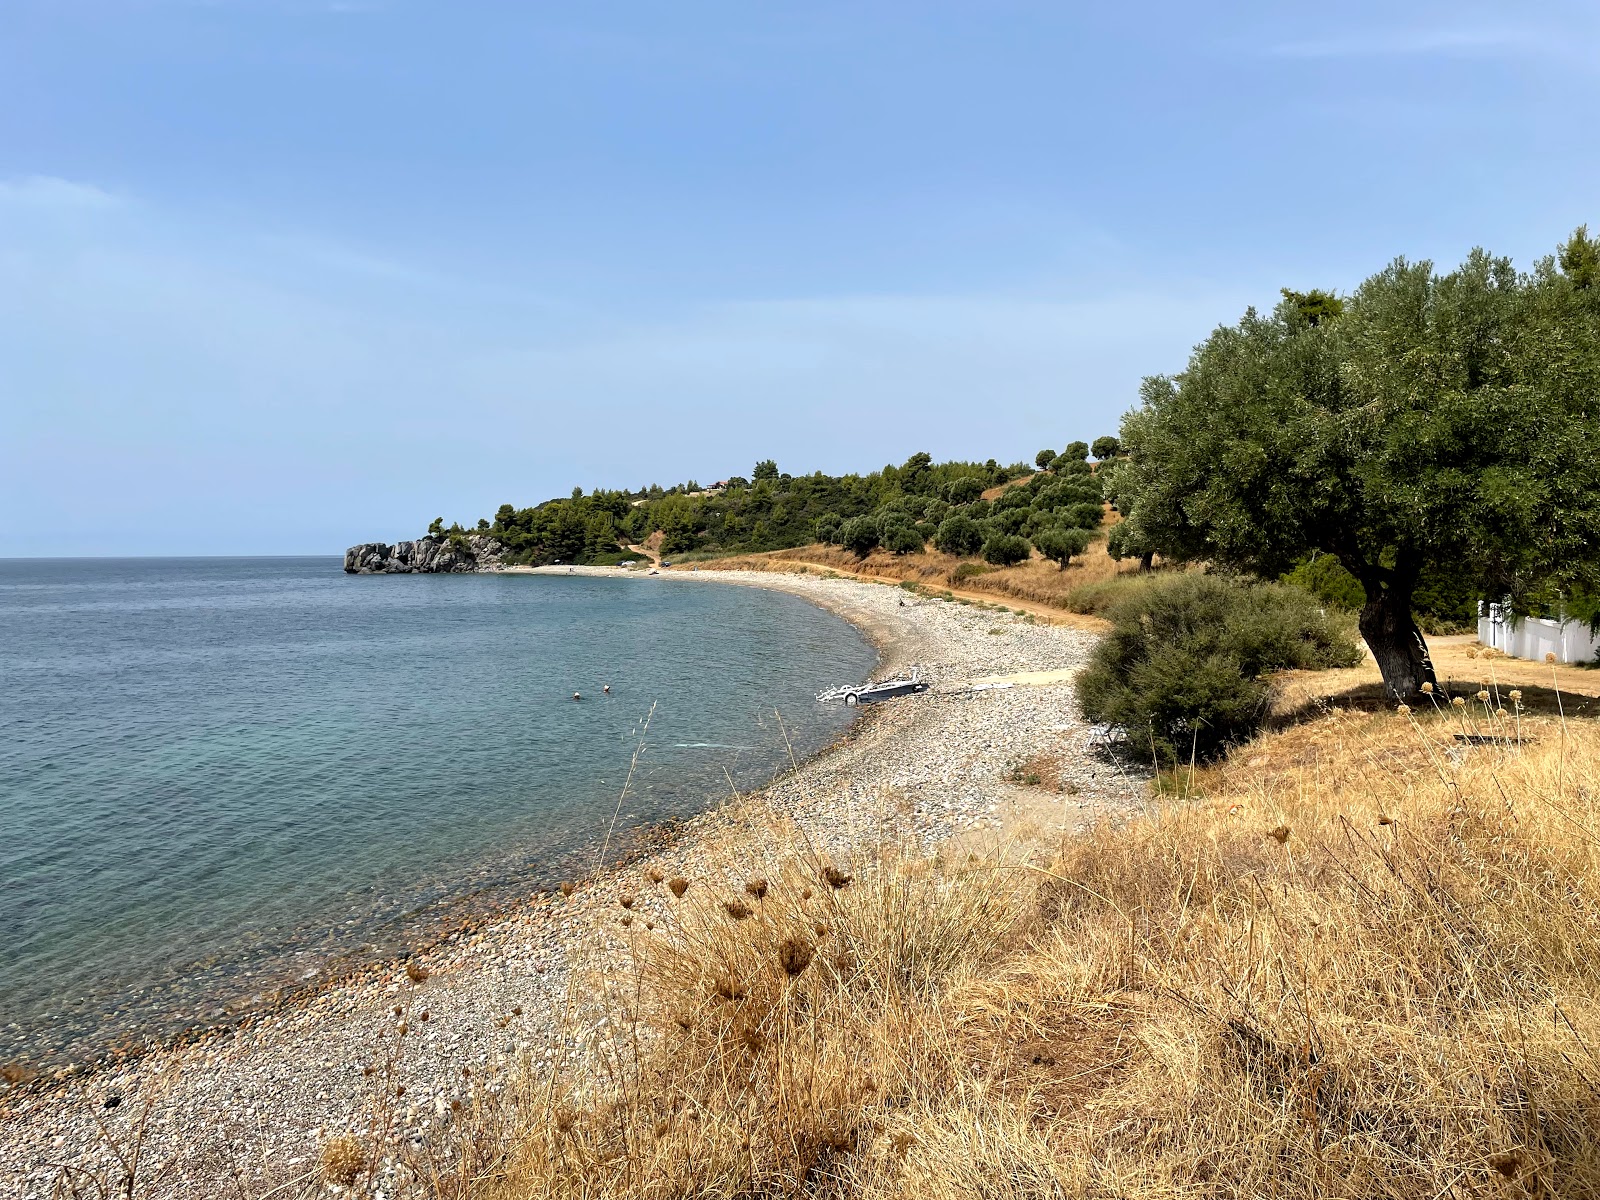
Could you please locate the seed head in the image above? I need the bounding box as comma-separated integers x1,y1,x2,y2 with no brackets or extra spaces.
1476,689,1490,702
620,914,633,927
801,887,813,901
1509,689,1523,702
405,961,429,984
1420,681,1434,694
723,900,753,920
1268,825,1290,845
778,937,813,977
821,865,852,890
1376,814,1394,826
392,1006,403,1017
1496,708,1508,719
744,878,769,901
619,894,635,910
320,1134,366,1188
1396,704,1411,716
1451,696,1466,709
554,1108,576,1133
1546,652,1558,664
560,882,575,898
667,877,689,898
646,867,665,884
713,974,746,1001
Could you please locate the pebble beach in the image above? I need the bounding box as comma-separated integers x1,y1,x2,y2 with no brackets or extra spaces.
0,567,1147,1199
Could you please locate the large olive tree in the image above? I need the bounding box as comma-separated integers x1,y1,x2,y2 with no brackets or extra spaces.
1113,234,1600,697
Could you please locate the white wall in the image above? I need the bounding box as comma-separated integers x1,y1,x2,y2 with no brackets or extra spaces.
1478,602,1600,664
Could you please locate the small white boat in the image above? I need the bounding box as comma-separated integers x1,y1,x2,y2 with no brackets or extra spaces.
818,667,929,706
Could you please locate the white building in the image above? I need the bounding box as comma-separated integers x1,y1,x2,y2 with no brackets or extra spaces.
1478,601,1600,664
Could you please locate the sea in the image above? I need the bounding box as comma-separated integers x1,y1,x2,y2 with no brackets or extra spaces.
0,557,876,1070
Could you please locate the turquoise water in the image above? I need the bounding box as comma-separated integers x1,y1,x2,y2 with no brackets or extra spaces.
0,558,875,1068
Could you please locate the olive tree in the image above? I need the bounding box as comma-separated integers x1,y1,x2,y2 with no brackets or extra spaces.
1031,526,1091,570
1112,234,1600,697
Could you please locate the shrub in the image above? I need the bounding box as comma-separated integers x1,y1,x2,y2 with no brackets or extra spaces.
1091,434,1121,459
934,515,984,557
814,513,842,545
981,534,1032,567
950,561,991,583
838,515,881,557
943,477,985,505
883,524,925,555
1078,574,1361,764
1031,526,1091,570
987,508,1030,536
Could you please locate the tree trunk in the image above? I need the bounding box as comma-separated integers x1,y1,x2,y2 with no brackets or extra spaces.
1358,581,1436,699
1139,551,1154,572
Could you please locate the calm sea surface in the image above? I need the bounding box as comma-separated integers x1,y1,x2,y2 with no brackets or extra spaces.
0,558,875,1068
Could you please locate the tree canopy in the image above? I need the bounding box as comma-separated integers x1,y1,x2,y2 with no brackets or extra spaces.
1111,232,1600,696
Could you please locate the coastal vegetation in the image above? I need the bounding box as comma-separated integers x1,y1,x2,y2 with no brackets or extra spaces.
476,690,1600,1198
447,443,1114,571
1077,574,1362,764
1105,230,1600,698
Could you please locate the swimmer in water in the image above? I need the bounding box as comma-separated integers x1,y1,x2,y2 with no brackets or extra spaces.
603,684,611,694
572,692,581,701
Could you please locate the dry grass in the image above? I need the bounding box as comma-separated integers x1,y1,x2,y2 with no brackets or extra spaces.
485,696,1600,1198
696,533,1141,623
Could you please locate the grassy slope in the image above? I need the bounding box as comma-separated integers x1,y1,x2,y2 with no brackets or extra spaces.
474,619,1600,1197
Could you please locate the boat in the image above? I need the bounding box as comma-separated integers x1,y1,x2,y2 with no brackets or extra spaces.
817,667,929,706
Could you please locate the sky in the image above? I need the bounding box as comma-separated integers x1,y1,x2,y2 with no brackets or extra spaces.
4,1,1598,556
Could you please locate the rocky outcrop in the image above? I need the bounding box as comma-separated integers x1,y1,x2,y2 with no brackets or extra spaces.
343,534,508,574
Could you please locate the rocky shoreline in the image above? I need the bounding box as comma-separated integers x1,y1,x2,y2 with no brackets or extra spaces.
343,535,507,574
0,567,1147,1200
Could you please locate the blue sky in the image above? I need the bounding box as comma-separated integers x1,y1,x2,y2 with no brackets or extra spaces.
4,1,1597,555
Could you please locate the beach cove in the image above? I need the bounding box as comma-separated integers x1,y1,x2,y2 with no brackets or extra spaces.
0,567,1146,1199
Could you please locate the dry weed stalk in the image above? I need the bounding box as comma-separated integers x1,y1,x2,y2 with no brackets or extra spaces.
470,694,1600,1199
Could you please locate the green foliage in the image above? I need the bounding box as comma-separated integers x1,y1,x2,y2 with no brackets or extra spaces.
1063,440,1089,462
981,534,1032,567
1078,574,1362,765
814,513,842,545
1091,435,1121,460
1035,448,1058,470
838,514,882,557
1112,232,1600,694
1279,287,1345,327
427,516,444,536
1282,553,1366,611
1031,526,1092,570
935,514,984,557
752,459,779,482
950,561,991,583
883,524,925,555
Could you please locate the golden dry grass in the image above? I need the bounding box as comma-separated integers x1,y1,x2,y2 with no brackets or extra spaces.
486,697,1600,1198
694,533,1139,626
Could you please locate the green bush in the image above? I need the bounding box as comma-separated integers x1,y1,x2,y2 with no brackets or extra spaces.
814,513,843,545
1078,574,1362,764
981,534,1032,567
935,514,984,557
1031,526,1091,570
950,561,991,583
883,524,925,555
943,477,985,505
838,514,881,557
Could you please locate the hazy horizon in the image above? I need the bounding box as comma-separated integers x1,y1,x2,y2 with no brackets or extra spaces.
7,1,1598,556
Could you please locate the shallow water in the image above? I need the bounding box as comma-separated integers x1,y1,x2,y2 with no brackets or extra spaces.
0,558,875,1067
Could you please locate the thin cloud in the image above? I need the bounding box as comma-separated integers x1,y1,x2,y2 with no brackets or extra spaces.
1267,27,1561,60
0,176,122,209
